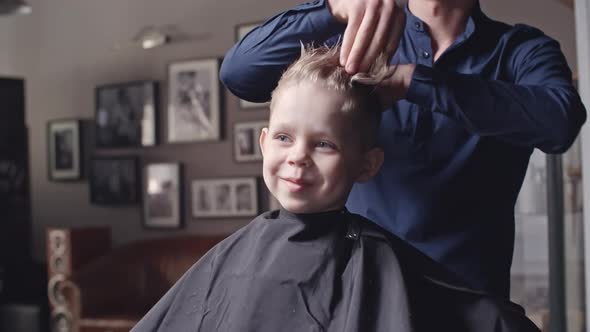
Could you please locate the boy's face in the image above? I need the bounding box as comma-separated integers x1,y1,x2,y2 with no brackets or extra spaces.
260,81,381,214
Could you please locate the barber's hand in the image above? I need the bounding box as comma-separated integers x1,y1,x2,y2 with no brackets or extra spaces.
352,64,415,106
328,0,406,74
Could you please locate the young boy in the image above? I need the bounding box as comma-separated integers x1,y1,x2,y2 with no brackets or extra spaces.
131,45,412,332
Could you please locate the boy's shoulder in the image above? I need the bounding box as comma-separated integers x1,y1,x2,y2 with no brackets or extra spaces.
346,211,393,241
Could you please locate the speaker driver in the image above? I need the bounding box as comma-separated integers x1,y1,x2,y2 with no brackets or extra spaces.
47,274,67,307
49,253,68,274
49,230,67,256
50,308,72,332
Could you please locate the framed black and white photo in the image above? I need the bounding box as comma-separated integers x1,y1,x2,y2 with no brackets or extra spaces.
95,81,158,148
168,58,221,143
192,177,258,218
143,163,182,229
234,121,267,162
89,156,140,205
47,119,82,181
235,22,270,109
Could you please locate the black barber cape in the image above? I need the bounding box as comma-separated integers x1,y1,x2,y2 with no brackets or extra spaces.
389,232,542,332
132,208,541,332
131,209,412,332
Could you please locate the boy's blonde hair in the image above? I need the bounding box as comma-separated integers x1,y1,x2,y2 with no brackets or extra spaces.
270,44,389,148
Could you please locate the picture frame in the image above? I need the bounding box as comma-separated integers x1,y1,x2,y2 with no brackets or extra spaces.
143,163,182,229
234,22,270,109
95,81,158,148
47,119,82,181
168,58,222,143
89,156,140,205
234,120,267,162
192,177,259,218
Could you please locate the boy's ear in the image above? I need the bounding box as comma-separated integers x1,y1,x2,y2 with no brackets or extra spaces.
259,127,269,157
356,147,384,182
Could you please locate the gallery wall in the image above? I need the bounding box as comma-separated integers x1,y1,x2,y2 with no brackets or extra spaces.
0,20,17,76
0,0,578,261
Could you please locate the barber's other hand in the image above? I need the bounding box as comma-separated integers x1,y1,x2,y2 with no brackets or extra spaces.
352,64,415,106
327,0,406,74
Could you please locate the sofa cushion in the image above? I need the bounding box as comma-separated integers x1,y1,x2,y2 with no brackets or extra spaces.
73,235,227,318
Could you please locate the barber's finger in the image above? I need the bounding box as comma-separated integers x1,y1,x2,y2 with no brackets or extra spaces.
383,5,406,62
359,0,395,73
345,4,379,73
340,10,363,67
351,74,379,85
351,65,396,86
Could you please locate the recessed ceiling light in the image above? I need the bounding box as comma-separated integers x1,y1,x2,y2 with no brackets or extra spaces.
0,0,32,16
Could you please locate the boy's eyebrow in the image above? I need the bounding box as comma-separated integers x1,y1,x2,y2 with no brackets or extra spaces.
269,122,295,133
271,122,343,141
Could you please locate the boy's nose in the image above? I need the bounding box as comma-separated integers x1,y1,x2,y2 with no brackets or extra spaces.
287,147,311,167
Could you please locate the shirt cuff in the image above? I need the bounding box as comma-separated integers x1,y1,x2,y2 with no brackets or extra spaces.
406,64,439,108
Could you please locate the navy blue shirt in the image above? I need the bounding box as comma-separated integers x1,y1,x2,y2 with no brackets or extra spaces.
220,1,586,298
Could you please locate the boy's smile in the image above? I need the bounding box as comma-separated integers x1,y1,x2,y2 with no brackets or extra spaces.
282,177,310,193
260,81,374,214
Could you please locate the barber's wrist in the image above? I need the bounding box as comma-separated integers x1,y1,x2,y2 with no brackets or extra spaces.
405,64,438,107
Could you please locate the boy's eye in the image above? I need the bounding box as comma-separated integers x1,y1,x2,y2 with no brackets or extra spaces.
275,134,291,142
317,141,336,149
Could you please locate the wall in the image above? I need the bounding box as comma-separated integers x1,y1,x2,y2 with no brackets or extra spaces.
481,0,578,74
10,0,300,261
0,0,577,261
0,18,17,76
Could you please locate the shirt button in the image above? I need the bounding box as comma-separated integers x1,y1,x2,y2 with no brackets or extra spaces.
422,51,430,58
414,22,421,29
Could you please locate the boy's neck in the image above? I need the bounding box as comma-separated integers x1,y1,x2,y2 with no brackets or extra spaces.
281,206,347,216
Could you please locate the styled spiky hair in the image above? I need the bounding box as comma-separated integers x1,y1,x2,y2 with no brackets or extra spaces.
270,43,390,147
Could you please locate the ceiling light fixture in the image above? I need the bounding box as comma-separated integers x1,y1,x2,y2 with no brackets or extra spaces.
134,26,170,50
112,25,211,52
0,0,32,16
